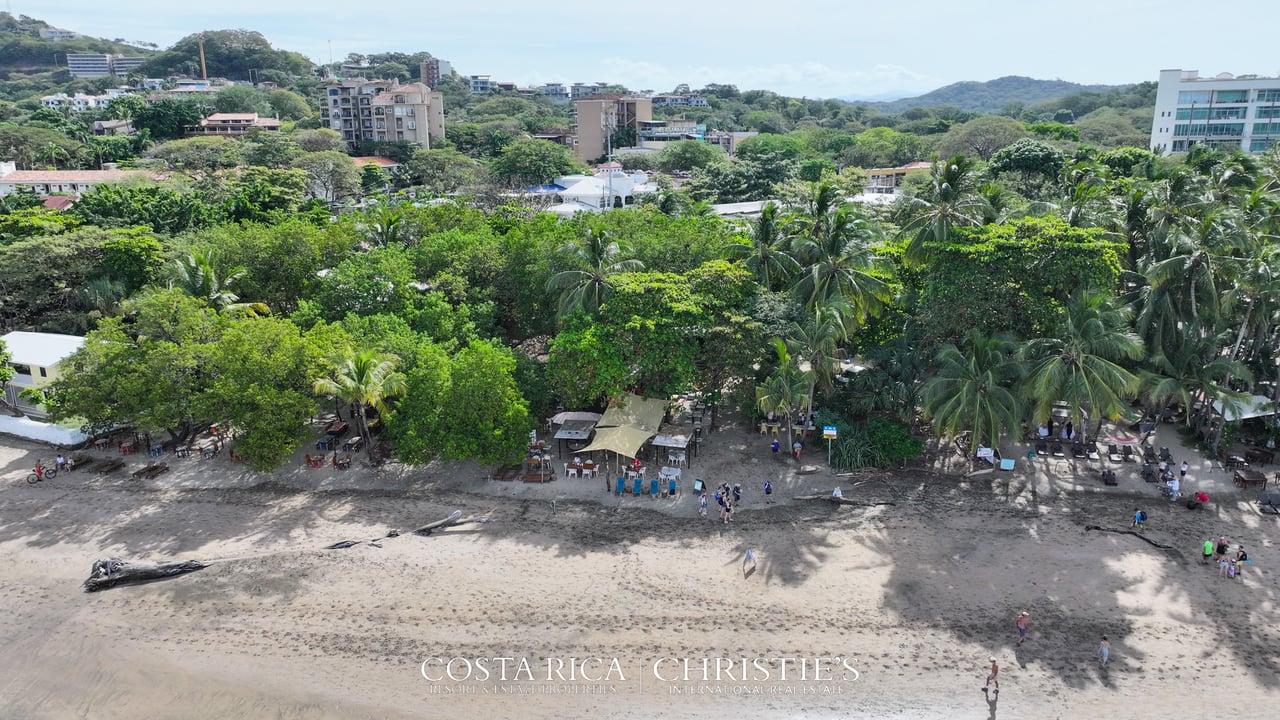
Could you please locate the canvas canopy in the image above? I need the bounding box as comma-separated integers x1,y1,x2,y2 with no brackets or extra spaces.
597,394,666,434
1211,395,1277,422
577,425,654,459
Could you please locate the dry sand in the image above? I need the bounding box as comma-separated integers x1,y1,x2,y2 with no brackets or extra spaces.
1,416,1278,719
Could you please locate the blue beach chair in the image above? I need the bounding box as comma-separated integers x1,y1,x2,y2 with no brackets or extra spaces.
650,478,659,497
634,476,643,495
616,477,625,495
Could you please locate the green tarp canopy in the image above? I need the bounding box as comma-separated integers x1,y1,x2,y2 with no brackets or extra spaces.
596,394,666,434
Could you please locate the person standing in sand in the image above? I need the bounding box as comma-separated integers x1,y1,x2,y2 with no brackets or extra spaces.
1016,612,1030,646
982,657,999,694
1203,538,1215,564
698,492,708,519
1098,636,1110,665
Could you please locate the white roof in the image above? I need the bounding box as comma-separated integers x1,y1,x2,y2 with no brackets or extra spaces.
1212,394,1277,422
1,331,85,367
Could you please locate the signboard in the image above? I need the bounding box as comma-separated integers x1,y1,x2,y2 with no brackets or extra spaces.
822,426,838,439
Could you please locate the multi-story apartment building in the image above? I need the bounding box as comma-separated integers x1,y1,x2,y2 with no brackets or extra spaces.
184,113,282,138
66,54,112,78
540,83,570,104
422,58,452,90
468,75,493,94
65,53,148,79
571,95,653,162
652,94,710,108
41,88,133,112
320,79,446,151
571,82,609,100
38,27,80,41
1151,69,1280,154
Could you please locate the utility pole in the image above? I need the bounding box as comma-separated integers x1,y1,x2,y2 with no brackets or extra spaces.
197,33,208,80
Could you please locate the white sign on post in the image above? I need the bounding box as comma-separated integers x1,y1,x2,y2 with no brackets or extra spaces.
824,426,837,464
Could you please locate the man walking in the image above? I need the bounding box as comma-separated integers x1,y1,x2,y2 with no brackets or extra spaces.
982,657,999,694
763,480,774,504
1016,612,1030,646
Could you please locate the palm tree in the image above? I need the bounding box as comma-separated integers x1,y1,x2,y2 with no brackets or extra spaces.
899,155,988,266
312,348,407,460
789,196,889,324
924,330,1024,450
785,307,845,422
1021,292,1144,436
168,250,269,316
360,203,410,247
1141,330,1249,436
546,223,644,320
755,340,808,429
724,202,799,291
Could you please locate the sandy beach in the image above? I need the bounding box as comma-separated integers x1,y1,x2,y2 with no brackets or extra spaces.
1,415,1278,719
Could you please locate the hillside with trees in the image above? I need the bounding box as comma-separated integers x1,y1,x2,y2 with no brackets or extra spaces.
0,13,155,76
869,76,1126,113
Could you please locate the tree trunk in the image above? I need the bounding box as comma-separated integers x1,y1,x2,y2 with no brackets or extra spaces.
83,558,208,592
1229,303,1252,362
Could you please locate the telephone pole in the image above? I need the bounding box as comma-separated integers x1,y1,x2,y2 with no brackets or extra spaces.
197,33,208,80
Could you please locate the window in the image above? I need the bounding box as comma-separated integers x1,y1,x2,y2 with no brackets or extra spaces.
1214,90,1248,103
11,363,32,376
38,367,47,378
1251,138,1277,151
1172,140,1189,152
1257,89,1280,102
1256,106,1280,119
1178,90,1211,104
1212,107,1246,119
1174,123,1244,137
1251,123,1280,135
407,121,416,129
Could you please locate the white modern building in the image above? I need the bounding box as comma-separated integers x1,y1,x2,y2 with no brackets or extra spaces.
1,331,84,418
1151,69,1280,155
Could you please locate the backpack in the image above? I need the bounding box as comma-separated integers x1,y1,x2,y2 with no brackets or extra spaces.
1138,511,1147,523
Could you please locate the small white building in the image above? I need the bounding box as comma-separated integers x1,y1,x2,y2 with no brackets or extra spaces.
1,331,84,417
1151,68,1280,155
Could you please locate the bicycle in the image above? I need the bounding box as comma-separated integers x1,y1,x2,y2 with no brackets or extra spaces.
26,464,58,485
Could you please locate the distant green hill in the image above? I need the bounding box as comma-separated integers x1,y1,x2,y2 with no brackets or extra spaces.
0,12,155,76
865,76,1129,114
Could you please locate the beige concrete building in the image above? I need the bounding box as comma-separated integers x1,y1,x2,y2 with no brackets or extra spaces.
571,95,652,163
320,79,446,152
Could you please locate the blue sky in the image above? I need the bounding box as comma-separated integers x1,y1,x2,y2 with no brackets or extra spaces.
28,0,1280,99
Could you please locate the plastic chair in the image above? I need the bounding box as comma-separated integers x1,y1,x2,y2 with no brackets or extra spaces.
650,478,659,498
615,477,625,495
633,477,643,495
567,467,579,479
668,479,678,497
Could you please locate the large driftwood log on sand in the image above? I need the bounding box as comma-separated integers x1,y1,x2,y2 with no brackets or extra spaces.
83,558,209,592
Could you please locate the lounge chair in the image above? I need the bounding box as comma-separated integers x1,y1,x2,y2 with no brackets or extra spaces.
1107,444,1123,462
1142,445,1157,463
668,478,678,497
615,477,626,495
1051,439,1065,457
1257,493,1280,515
1071,441,1087,459
633,476,643,495
1141,463,1157,482
650,478,659,498
1086,441,1101,460
1101,469,1118,486
1036,438,1048,455
1159,446,1173,463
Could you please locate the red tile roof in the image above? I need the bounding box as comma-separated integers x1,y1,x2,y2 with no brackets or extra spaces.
351,156,401,168
41,195,79,210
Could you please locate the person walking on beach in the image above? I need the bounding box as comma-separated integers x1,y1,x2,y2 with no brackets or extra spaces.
1180,460,1189,479
698,492,708,519
792,440,802,460
732,483,742,504
1016,612,1030,646
982,657,999,694
771,439,779,458
764,480,774,503
1216,536,1230,560
1203,538,1215,564
1236,546,1249,578
1098,636,1111,665
1131,508,1145,530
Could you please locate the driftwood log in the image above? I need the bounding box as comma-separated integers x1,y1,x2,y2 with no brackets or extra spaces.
325,510,490,549
793,494,896,507
1084,525,1176,549
83,557,208,592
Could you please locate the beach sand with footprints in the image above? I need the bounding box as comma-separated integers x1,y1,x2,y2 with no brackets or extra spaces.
0,416,1277,719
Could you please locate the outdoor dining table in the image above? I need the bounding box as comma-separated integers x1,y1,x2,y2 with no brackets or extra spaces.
343,435,364,452
1235,468,1269,489
317,434,335,451
325,421,349,437
567,462,597,477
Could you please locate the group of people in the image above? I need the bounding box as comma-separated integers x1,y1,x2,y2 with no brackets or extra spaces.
696,480,778,521
1202,536,1249,579
983,613,1111,694
1036,419,1078,441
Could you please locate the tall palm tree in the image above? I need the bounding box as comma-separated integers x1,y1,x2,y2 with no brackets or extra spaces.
313,348,407,460
755,340,808,429
899,155,989,266
1021,292,1144,436
724,201,799,291
790,198,889,324
169,249,269,316
1141,330,1249,435
785,307,845,422
546,223,644,320
924,330,1024,450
